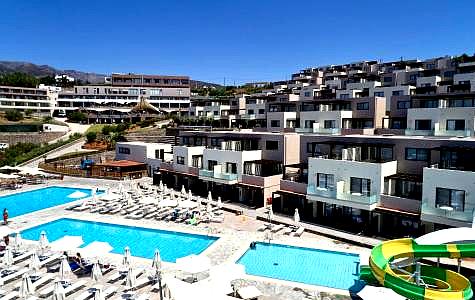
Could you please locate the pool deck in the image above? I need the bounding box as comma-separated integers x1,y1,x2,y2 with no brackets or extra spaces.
3,176,475,299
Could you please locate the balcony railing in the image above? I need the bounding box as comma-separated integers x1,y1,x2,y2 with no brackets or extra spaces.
294,128,341,135
405,129,434,136
434,129,472,137
198,169,238,181
307,184,378,205
421,201,474,223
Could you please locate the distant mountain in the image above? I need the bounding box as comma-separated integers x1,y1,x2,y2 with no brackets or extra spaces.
0,60,221,87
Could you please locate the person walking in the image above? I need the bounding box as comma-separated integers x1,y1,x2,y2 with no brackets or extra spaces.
3,208,8,225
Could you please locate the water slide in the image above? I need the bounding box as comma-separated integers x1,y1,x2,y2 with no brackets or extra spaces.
360,227,475,300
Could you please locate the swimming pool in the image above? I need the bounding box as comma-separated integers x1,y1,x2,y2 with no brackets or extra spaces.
0,186,95,218
237,242,360,289
21,218,218,262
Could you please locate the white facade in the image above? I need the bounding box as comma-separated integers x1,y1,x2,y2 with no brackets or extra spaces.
266,112,297,131
115,142,172,163
406,107,475,136
173,146,205,173
299,110,352,134
421,166,475,227
416,76,441,87
307,157,397,210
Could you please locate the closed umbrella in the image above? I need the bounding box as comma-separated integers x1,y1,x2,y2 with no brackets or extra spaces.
159,181,164,191
52,280,65,300
93,288,104,300
206,202,212,215
125,266,136,290
19,273,34,299
217,197,223,209
122,246,131,267
3,247,13,267
268,206,273,223
13,232,23,251
91,261,102,282
170,189,175,200
188,190,193,201
181,185,186,196
294,208,300,225
39,231,49,250
59,255,72,282
207,191,212,203
29,251,41,272
152,249,161,272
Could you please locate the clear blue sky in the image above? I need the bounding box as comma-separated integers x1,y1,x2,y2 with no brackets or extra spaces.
0,0,474,84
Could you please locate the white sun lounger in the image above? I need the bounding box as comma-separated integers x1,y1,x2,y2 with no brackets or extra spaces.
291,226,305,237
39,279,87,298
0,290,18,300
3,267,29,284
270,224,284,233
135,293,151,300
256,224,268,232
13,251,33,263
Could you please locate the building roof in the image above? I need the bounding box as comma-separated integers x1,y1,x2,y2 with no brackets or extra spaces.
96,160,146,167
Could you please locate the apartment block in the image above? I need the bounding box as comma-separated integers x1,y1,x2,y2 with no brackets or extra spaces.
0,85,60,116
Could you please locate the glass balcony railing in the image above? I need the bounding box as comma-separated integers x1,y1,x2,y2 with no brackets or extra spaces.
434,129,472,137
198,169,238,181
294,128,341,134
307,184,378,205
421,201,474,223
405,129,434,136
198,169,214,177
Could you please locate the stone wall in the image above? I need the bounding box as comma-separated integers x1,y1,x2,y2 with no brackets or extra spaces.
0,132,66,145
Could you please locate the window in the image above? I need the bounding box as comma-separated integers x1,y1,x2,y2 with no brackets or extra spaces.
397,101,411,109
446,120,465,131
207,160,217,170
392,90,403,96
225,162,237,174
306,143,314,153
191,155,202,168
340,94,349,100
317,173,334,189
155,149,164,160
304,120,314,128
247,109,254,115
350,177,371,196
409,74,418,81
265,140,279,150
436,188,465,211
210,138,220,147
449,99,474,107
304,92,311,97
213,111,218,116
356,102,369,110
374,91,384,97
118,147,130,154
383,76,392,82
176,156,185,165
258,109,265,114
443,71,455,78
415,119,431,130
405,148,429,161
324,120,336,128
270,120,280,127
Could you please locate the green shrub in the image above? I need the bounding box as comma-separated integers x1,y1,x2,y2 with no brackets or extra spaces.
67,111,87,123
5,109,24,122
86,131,97,143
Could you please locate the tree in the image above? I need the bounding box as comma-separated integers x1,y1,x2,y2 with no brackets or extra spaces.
101,125,114,135
67,111,87,123
0,72,39,88
86,131,97,143
24,109,33,118
4,109,23,122
39,76,56,85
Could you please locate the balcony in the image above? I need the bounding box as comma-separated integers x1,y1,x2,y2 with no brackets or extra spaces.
198,169,238,183
421,201,474,225
405,129,434,136
434,129,472,137
307,184,378,207
295,127,341,135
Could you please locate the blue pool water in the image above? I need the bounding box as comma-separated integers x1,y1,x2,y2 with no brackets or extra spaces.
0,186,95,218
21,218,218,262
237,242,360,289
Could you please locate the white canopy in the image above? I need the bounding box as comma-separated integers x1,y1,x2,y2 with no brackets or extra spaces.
67,191,88,199
179,200,197,209
175,255,211,275
158,198,177,207
0,174,19,179
80,241,113,257
50,236,84,251
0,226,15,237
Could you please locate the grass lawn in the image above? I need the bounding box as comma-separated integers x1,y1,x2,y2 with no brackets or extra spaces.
85,124,107,134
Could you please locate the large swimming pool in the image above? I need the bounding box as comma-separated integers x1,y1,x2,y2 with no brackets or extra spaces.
21,218,218,262
237,242,360,289
0,186,95,218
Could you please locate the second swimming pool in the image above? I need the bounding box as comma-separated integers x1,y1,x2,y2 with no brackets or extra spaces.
21,218,218,262
237,242,360,289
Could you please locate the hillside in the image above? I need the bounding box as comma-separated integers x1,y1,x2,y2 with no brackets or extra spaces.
0,60,220,87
